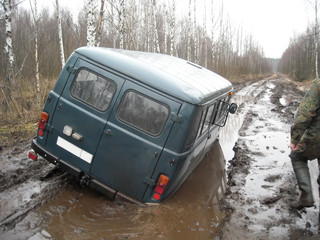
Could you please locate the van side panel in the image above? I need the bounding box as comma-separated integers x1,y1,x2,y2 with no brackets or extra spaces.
89,80,182,201
143,103,210,202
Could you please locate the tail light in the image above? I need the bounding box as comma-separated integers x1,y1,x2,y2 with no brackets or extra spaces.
152,174,169,201
38,112,49,137
28,151,38,161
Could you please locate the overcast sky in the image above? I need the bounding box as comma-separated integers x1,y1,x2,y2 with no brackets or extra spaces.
20,0,312,59
223,0,312,59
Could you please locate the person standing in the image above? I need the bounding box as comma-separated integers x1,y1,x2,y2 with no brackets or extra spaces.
290,79,320,210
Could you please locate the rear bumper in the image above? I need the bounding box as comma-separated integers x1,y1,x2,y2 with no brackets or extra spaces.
31,138,82,178
31,138,145,206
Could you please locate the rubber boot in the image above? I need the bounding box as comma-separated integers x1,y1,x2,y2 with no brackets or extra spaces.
291,167,314,210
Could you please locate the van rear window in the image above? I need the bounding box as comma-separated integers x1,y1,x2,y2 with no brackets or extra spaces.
70,69,116,111
117,91,169,136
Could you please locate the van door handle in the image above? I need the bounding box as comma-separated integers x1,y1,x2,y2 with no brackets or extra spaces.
104,129,112,136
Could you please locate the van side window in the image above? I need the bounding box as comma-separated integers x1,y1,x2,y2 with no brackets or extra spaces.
70,69,116,111
214,97,228,125
197,104,215,139
196,111,206,138
117,91,170,136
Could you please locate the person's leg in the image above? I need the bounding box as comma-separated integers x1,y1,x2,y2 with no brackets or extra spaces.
290,151,314,209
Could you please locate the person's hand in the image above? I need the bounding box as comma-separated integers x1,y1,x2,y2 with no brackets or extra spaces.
290,143,301,151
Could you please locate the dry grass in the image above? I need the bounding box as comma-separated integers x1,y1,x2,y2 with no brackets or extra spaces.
0,77,56,147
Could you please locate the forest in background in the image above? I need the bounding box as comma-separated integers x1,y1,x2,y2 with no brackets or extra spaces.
0,0,273,117
278,24,320,82
2,0,318,119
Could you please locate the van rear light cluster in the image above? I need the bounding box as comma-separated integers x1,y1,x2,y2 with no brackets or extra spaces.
28,151,38,161
38,112,49,137
152,174,169,201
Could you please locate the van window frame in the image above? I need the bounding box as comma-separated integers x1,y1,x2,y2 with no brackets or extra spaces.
212,96,230,127
196,103,215,139
70,67,117,112
196,95,229,139
116,89,170,137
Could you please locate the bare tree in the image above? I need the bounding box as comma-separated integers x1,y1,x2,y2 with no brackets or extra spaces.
314,0,319,79
1,0,14,111
95,0,105,46
193,0,197,63
29,0,41,107
164,2,168,54
169,0,176,56
86,0,96,46
119,0,125,49
152,0,160,53
187,0,192,61
203,0,207,68
55,0,65,68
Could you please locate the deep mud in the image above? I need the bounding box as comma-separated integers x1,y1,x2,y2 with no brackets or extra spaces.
0,74,319,240
220,75,320,240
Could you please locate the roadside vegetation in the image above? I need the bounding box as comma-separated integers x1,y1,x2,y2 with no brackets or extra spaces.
0,0,318,147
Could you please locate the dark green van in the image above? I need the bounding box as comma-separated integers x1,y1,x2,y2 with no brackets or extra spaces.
29,47,236,204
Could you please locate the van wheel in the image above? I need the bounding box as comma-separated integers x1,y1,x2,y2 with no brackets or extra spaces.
79,174,91,187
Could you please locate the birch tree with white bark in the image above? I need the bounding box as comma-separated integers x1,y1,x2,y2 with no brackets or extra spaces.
202,0,207,68
169,0,176,56
29,0,41,107
86,0,97,46
119,0,125,49
314,0,319,79
164,2,168,54
1,0,15,111
86,0,105,47
152,0,160,53
193,0,198,63
55,0,65,68
187,0,192,61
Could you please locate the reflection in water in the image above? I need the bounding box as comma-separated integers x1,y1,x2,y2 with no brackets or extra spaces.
219,94,254,161
34,141,226,240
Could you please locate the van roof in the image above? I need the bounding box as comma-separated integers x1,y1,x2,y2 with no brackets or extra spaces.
75,47,233,105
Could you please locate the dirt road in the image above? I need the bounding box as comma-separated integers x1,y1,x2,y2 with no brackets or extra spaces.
0,74,319,239
219,75,320,240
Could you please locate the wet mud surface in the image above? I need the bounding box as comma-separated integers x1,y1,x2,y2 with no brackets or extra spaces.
1,74,320,239
220,76,320,239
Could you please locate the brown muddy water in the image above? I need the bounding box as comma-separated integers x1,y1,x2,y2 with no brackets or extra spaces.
1,91,247,240
30,141,227,240
26,94,246,240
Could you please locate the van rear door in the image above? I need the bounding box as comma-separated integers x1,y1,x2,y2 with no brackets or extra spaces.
90,81,181,201
45,58,124,173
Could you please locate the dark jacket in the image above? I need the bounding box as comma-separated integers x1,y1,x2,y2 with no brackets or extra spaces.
291,79,320,158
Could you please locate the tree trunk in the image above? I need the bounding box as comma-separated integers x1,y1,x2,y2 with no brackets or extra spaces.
169,0,176,56
152,0,160,53
30,0,41,107
95,0,105,47
315,0,319,79
86,0,96,47
164,3,168,54
187,0,192,61
119,0,125,49
2,0,14,112
56,0,65,68
203,0,207,68
193,0,198,63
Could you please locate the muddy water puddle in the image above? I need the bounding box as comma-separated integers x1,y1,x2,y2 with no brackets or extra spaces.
24,87,252,240
29,142,226,240
1,83,257,240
